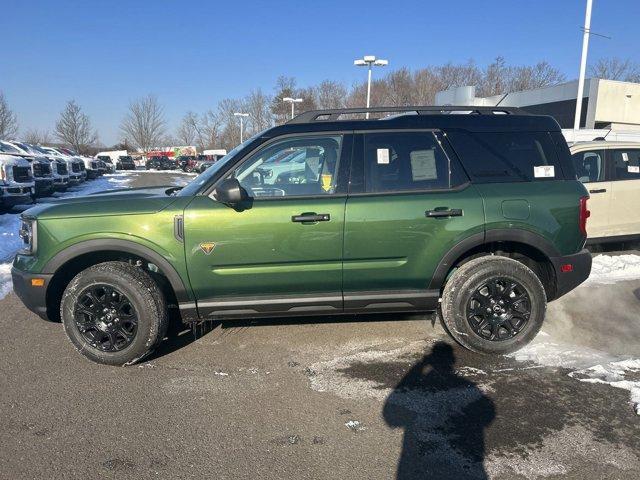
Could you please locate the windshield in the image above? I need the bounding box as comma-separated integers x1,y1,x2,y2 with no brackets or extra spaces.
0,141,22,154
177,133,264,197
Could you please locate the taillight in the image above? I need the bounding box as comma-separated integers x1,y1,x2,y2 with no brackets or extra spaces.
579,196,590,236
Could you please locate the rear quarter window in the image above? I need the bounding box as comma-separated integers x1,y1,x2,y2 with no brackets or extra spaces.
446,130,566,183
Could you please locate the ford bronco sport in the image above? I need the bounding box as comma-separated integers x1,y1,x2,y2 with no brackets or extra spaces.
11,106,592,365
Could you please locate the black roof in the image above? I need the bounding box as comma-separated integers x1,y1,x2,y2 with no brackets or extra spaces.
261,106,561,139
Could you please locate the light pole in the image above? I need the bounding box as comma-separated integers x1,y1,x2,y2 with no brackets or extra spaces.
574,0,593,131
354,55,388,118
283,97,303,119
233,112,249,143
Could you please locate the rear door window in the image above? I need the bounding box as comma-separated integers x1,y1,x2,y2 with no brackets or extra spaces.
572,150,606,183
611,149,640,181
362,131,465,193
446,131,564,183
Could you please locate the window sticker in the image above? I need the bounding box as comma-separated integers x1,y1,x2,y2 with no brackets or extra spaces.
533,165,555,178
321,173,333,191
628,165,640,174
622,152,629,162
376,148,390,164
410,149,437,181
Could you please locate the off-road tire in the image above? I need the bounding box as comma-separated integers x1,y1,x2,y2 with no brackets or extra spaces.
61,261,168,366
440,256,547,355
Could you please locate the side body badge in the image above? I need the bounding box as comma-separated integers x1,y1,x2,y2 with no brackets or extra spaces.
199,242,216,255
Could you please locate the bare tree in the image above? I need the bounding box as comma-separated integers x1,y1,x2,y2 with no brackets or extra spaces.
384,67,415,106
200,110,222,150
120,94,166,152
176,111,200,145
314,80,347,109
271,76,297,124
23,128,52,145
0,91,19,140
54,100,98,153
590,57,640,82
245,89,273,134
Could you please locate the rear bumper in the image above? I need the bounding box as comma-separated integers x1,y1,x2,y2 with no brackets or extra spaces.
11,267,53,320
550,248,592,300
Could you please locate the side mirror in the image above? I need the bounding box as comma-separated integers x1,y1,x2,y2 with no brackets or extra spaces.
215,177,248,205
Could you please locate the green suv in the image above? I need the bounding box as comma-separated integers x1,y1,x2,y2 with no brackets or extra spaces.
11,106,592,365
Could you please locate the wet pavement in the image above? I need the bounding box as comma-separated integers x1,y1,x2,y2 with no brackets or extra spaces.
1,172,639,479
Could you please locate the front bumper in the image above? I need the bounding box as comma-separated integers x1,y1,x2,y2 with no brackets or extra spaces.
34,178,55,196
68,174,82,185
550,248,592,300
0,185,33,206
53,177,69,191
11,267,53,320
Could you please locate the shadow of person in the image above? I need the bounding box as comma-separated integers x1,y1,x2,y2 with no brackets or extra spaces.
383,342,495,479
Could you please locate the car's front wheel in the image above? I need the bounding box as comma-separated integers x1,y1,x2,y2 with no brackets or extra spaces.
440,256,546,355
60,261,168,365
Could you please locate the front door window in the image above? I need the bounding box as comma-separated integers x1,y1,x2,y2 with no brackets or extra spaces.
227,135,343,198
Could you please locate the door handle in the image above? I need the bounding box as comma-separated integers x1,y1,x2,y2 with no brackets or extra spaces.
291,213,331,223
589,188,607,194
425,208,463,218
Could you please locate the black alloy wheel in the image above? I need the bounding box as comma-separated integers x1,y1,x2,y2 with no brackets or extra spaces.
466,277,531,341
73,284,138,352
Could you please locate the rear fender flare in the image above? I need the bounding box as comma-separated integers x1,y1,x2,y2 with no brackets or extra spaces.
429,229,559,290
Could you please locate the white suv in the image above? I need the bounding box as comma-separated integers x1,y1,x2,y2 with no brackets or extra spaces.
571,141,640,243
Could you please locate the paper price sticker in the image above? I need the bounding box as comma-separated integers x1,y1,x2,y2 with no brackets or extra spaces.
533,165,555,178
376,148,390,164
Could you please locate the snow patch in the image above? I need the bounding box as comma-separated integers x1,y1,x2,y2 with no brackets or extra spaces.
512,338,640,414
345,420,365,431
585,254,640,285
569,359,640,415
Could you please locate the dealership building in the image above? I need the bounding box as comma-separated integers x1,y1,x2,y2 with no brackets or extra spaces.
435,78,640,134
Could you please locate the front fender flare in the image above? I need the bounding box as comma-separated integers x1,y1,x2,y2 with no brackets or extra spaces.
43,238,191,303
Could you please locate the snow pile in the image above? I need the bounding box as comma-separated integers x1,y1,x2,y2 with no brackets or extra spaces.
569,359,640,415
586,254,640,284
0,263,11,299
0,210,22,263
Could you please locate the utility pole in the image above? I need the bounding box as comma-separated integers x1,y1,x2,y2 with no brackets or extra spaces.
233,112,249,143
283,97,303,119
574,0,593,131
354,55,389,118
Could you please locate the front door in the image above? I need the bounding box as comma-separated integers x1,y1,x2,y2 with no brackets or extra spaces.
343,130,484,312
184,133,351,319
571,148,611,239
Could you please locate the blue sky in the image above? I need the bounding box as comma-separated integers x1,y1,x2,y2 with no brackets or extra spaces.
2,0,639,145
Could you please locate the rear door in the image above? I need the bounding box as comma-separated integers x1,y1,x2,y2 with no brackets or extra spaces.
343,130,484,312
608,147,640,237
571,148,611,238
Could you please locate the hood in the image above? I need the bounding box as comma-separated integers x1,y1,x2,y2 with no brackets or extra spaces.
23,185,181,219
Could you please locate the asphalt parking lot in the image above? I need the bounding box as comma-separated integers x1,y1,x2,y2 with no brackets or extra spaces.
1,172,639,480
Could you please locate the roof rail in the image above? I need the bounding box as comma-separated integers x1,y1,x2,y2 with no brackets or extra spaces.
287,105,529,124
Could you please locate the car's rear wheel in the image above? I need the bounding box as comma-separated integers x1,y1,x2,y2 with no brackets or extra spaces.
61,261,168,365
440,256,546,355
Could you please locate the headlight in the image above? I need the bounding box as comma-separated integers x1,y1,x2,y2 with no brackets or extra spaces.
18,217,37,255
